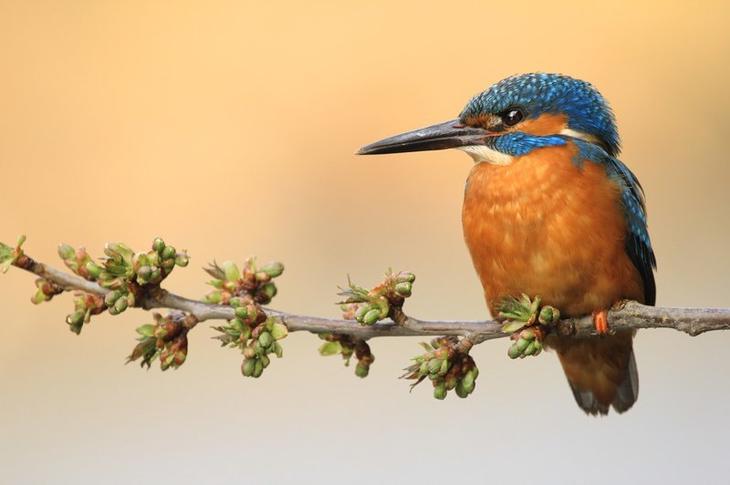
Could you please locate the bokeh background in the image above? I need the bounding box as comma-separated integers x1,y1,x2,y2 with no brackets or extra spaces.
1,1,729,483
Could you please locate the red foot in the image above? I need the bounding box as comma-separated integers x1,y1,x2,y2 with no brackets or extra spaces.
592,309,609,335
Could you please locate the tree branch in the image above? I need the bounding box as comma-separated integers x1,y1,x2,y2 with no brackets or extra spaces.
13,253,730,342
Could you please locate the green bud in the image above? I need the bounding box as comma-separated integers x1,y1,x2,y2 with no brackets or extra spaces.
396,271,416,283
104,290,121,307
258,331,273,348
114,298,128,314
152,237,166,253
362,308,381,326
462,369,476,390
508,343,522,359
58,243,75,260
439,358,450,376
161,246,176,260
260,354,270,368
221,261,241,282
523,341,536,356
355,362,369,378
260,261,284,278
259,283,277,301
150,269,162,282
85,261,102,280
137,265,153,282
427,358,442,375
253,359,264,378
272,342,284,358
455,380,470,398
419,361,429,375
516,337,531,353
394,282,412,297
235,306,248,319
539,305,560,325
175,253,189,267
158,257,173,270
66,310,85,327
354,305,369,322
433,382,447,400
241,358,255,377
205,291,222,304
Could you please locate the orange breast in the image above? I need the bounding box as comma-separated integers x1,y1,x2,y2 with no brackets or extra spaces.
462,143,644,317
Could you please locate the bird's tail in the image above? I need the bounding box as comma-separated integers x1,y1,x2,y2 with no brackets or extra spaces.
552,332,638,415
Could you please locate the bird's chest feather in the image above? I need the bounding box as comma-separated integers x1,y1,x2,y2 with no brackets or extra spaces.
462,145,643,316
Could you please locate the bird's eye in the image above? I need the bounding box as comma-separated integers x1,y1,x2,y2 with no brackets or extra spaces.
501,108,524,126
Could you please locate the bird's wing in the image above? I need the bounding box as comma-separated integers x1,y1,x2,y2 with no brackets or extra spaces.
572,140,657,305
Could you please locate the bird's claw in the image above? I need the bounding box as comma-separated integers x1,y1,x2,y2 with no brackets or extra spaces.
592,309,610,335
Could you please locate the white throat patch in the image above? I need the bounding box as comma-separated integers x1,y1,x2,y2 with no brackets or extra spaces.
457,145,514,165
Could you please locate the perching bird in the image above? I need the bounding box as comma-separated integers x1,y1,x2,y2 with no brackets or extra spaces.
358,73,656,415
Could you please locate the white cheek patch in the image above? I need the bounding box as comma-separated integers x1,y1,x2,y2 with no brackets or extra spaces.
457,145,514,165
560,128,601,145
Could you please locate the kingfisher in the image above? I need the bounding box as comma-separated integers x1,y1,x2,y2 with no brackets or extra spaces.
358,73,656,415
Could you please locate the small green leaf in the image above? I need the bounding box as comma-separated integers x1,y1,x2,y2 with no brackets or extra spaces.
270,322,288,340
501,320,527,334
318,341,343,356
136,324,155,337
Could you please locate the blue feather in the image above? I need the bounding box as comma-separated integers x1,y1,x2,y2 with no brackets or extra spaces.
571,139,657,304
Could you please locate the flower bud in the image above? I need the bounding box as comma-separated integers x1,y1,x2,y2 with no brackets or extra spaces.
396,271,416,283
104,290,121,307
539,305,560,325
433,382,447,400
85,261,102,280
253,359,264,378
241,358,256,377
137,265,152,282
362,308,381,325
58,243,75,260
394,282,412,297
260,262,284,278
161,246,176,261
258,331,273,349
114,298,128,314
259,283,277,301
427,358,442,375
355,362,369,378
175,253,189,267
152,237,166,253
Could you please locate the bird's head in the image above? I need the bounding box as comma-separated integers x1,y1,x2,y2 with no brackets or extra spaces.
358,73,620,164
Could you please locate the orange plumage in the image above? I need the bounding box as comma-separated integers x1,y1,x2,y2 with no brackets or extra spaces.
358,73,655,414
462,142,645,414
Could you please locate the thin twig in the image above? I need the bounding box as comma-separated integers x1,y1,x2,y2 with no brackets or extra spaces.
12,254,730,341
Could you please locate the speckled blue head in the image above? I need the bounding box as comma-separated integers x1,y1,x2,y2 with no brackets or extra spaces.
358,73,621,162
460,73,620,156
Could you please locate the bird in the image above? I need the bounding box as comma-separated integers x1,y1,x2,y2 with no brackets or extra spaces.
357,73,656,415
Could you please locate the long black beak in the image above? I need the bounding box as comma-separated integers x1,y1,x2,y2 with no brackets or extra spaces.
357,119,487,155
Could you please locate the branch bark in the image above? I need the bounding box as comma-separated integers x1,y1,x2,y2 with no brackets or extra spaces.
12,254,730,342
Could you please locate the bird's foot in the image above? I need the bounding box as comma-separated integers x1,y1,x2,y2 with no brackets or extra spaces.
592,309,610,335
401,336,479,400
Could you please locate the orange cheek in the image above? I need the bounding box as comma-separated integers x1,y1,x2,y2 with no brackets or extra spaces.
517,113,568,136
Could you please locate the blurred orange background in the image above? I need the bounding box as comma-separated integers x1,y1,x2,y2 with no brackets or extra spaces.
1,1,729,483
